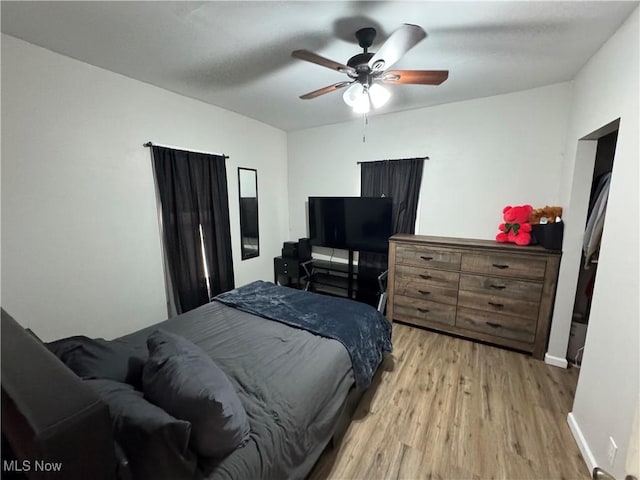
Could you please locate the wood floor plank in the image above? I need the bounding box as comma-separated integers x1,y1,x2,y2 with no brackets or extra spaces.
309,324,590,480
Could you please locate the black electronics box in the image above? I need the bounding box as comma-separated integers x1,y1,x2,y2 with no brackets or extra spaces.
298,238,311,261
531,222,564,250
282,241,298,259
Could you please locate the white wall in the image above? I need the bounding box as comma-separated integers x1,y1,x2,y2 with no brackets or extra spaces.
1,34,289,341
556,8,639,478
288,83,572,241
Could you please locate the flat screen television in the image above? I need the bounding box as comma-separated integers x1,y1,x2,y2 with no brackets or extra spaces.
308,197,393,253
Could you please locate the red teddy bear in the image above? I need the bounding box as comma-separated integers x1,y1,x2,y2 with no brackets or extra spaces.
496,205,533,246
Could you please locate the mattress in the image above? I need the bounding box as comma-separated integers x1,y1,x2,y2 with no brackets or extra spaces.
120,299,355,479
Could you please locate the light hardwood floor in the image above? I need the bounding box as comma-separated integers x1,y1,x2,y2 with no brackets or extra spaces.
309,323,590,480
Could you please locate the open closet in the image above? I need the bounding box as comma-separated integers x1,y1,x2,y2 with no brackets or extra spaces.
567,129,618,367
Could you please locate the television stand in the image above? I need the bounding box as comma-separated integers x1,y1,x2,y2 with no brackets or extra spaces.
307,250,385,308
307,257,358,299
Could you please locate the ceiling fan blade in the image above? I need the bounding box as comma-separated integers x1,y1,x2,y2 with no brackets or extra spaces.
381,70,449,85
299,81,353,100
368,24,427,72
292,50,356,75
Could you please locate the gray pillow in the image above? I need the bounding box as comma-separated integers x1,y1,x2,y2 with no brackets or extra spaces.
46,336,147,389
142,330,251,458
85,378,196,480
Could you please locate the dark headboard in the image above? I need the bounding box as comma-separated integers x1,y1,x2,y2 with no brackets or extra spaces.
1,309,117,479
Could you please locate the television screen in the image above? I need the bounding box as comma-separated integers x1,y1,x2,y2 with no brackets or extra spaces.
308,197,393,253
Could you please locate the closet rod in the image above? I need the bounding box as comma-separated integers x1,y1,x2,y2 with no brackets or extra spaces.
357,156,429,165
143,141,229,159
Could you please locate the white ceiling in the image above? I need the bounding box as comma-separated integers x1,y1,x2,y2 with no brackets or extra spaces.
2,1,637,131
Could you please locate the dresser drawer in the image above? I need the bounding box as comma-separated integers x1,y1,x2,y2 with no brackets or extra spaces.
395,265,460,291
456,307,536,343
394,278,458,305
395,245,461,270
395,264,459,286
461,253,546,280
458,290,540,320
459,274,542,302
394,295,456,327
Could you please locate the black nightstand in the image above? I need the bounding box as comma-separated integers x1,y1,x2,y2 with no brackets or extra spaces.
273,256,310,289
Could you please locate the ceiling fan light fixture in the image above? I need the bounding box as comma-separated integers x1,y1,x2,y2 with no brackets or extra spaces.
369,83,391,108
352,91,371,114
342,83,364,106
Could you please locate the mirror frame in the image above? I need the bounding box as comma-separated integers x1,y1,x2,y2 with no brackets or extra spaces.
238,167,259,260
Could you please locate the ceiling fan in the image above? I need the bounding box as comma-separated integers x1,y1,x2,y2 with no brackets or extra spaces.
292,24,448,114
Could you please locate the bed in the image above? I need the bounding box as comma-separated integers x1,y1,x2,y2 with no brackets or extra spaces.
1,281,392,480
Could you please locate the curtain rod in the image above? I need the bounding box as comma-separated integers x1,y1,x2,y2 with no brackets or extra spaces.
356,156,429,165
143,141,229,159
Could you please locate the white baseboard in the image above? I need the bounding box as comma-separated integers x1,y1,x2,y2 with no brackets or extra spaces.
545,353,568,368
568,412,597,473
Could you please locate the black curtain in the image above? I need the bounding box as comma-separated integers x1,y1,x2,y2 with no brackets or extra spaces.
359,158,425,302
361,158,424,232
153,146,234,314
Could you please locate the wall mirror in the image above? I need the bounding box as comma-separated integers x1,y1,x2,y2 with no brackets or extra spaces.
238,167,259,260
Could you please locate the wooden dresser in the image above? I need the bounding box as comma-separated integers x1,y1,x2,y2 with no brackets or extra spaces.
387,235,561,359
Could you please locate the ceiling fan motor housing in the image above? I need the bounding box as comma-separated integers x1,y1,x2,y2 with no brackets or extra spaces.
347,52,374,70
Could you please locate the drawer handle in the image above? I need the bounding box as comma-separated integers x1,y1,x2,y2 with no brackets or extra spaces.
490,284,506,290
417,307,430,313
418,290,431,295
492,263,509,269
488,301,504,308
419,274,432,280
420,256,434,261
486,321,501,329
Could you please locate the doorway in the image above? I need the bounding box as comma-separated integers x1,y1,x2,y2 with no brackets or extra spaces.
567,128,618,367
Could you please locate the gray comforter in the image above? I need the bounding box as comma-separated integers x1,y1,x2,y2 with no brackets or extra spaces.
215,280,393,389
120,299,356,479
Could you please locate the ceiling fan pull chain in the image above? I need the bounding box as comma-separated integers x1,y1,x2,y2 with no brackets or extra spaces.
362,113,368,143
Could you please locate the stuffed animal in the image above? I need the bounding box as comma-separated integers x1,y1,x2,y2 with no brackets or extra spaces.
529,206,563,225
496,205,533,245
